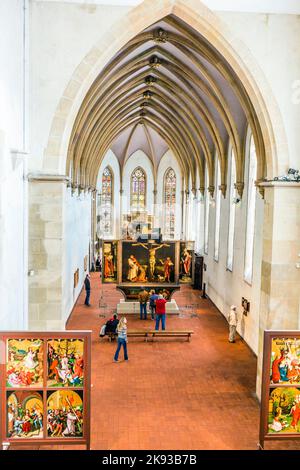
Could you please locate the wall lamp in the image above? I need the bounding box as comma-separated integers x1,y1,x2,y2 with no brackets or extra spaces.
233,197,241,205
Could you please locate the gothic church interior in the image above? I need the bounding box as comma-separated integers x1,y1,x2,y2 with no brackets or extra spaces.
0,0,300,450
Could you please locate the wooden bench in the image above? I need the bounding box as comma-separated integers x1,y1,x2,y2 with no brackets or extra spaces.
126,330,194,342
149,330,194,342
106,331,117,342
127,330,149,340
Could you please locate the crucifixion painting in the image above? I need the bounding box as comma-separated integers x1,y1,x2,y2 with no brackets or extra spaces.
132,242,171,281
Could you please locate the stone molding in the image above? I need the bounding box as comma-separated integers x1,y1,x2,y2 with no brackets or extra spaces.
258,181,300,188
27,173,70,183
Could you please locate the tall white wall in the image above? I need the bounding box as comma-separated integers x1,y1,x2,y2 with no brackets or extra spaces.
0,0,28,330
63,188,91,322
220,11,300,172
203,145,264,355
29,0,132,173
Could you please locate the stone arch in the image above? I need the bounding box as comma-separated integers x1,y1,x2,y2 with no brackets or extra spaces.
43,0,288,180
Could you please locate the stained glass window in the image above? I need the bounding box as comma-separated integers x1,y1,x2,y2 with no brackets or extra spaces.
131,167,146,211
99,167,113,236
164,168,176,239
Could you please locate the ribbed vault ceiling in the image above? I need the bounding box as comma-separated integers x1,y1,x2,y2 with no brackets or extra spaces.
68,15,266,196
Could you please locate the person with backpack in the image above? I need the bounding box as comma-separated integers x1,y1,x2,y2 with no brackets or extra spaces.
105,314,119,341
149,289,158,320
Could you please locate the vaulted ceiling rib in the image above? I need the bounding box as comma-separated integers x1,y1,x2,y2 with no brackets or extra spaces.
68,15,266,197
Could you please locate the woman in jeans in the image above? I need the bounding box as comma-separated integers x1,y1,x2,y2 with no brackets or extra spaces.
114,317,129,362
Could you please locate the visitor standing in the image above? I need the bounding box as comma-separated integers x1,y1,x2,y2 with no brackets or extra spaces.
155,294,167,330
84,273,91,306
228,305,238,343
114,317,129,362
96,256,101,271
149,289,158,320
138,288,149,320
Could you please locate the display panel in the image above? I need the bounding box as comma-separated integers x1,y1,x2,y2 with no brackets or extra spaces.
260,331,300,449
0,331,91,449
122,241,176,283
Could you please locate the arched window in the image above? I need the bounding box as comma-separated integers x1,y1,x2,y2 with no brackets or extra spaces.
164,168,176,239
131,167,146,211
214,160,221,261
227,149,236,271
204,167,209,254
244,134,257,284
100,167,113,236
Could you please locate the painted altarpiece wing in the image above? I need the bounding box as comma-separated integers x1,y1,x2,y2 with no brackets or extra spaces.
47,339,84,388
7,390,44,439
102,241,118,283
0,331,91,449
179,242,194,284
260,332,300,449
47,390,83,438
6,339,44,388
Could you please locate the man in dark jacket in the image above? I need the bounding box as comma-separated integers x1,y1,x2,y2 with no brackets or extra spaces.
106,314,119,332
84,273,91,306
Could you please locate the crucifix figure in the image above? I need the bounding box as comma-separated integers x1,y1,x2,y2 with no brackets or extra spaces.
132,243,170,280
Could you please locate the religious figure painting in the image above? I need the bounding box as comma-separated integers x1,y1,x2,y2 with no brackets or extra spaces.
268,387,300,434
47,339,84,388
122,241,175,283
270,338,300,385
47,390,83,438
102,241,118,282
6,339,44,388
179,242,194,283
7,390,44,439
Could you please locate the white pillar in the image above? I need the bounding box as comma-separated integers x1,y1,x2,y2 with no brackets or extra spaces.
256,183,300,398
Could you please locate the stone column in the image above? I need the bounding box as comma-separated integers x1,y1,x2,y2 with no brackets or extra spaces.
91,188,97,264
153,189,159,229
256,182,300,398
180,190,185,240
184,190,190,240
28,175,68,331
119,189,124,238
196,189,205,253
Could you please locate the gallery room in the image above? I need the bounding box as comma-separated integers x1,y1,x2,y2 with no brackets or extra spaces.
0,0,300,455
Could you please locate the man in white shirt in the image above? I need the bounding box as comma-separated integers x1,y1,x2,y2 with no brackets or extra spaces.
228,305,238,343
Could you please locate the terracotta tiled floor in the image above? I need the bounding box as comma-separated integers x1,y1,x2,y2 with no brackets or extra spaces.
11,273,300,450
69,274,261,450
